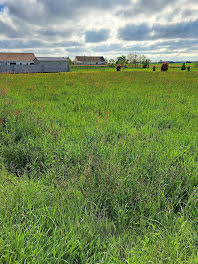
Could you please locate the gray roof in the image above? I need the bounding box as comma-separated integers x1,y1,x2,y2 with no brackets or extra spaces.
37,57,68,62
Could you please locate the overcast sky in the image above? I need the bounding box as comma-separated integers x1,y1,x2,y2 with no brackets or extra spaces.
0,0,198,61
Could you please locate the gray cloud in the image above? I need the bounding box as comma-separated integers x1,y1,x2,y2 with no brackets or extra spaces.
0,20,80,42
37,27,78,40
66,47,88,54
181,9,198,17
3,0,130,24
119,19,198,41
85,29,110,43
117,0,174,16
0,39,44,49
148,39,198,50
44,0,130,17
39,28,72,38
90,38,198,56
0,17,78,40
118,24,152,41
0,20,19,37
153,20,198,39
0,39,82,49
92,44,121,52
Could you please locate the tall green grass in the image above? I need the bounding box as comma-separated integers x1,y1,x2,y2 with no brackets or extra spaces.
0,71,197,263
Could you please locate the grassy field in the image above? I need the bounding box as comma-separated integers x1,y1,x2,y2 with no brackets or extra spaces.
0,70,197,263
71,64,197,72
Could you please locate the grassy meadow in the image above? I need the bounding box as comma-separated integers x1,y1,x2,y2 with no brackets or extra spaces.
0,70,197,263
70,63,197,72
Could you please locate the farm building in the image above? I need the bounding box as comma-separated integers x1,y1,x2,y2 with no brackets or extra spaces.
0,53,70,73
74,56,106,65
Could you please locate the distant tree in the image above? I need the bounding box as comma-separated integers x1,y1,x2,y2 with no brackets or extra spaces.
108,59,116,67
139,55,147,64
127,54,139,68
109,59,115,64
67,57,73,65
161,62,169,71
159,59,163,63
181,63,186,70
118,54,151,68
127,54,137,63
104,58,109,64
116,55,128,65
194,62,198,68
142,59,151,68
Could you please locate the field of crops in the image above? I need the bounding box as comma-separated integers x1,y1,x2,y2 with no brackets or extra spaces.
0,70,197,263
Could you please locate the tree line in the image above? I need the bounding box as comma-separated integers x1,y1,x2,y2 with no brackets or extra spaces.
106,54,151,68
67,54,151,68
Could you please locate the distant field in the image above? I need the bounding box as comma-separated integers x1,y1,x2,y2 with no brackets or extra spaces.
0,71,197,263
151,63,195,68
71,63,197,72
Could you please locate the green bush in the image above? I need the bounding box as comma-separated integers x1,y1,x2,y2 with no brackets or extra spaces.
116,64,122,71
181,63,186,70
142,59,150,68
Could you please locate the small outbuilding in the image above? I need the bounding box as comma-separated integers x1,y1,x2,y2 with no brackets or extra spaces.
74,56,106,65
36,57,70,73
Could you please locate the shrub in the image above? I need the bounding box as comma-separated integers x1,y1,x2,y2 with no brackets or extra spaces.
181,63,186,70
116,64,122,71
142,59,150,68
187,66,191,71
153,66,156,71
108,59,116,68
161,62,168,72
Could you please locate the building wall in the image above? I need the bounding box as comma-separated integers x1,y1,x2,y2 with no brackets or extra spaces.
0,61,70,73
74,61,106,65
0,61,34,66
